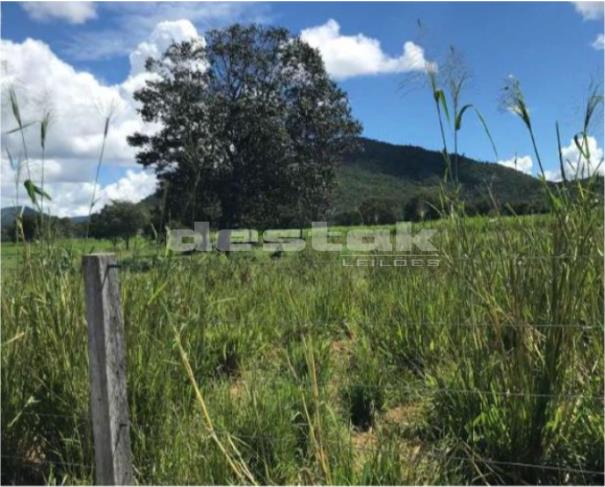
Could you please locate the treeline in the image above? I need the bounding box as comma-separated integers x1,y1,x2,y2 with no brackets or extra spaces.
0,184,584,245
332,193,551,226
2,212,85,242
2,201,151,247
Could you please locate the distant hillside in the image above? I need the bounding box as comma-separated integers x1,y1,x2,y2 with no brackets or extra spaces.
331,137,553,218
2,137,601,230
1,206,39,229
1,206,88,229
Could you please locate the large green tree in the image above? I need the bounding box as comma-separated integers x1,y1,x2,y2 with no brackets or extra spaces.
128,24,361,228
90,201,150,249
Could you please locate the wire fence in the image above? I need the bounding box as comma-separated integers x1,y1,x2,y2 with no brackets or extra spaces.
4,255,603,482
110,252,604,270
7,366,604,479
4,431,604,479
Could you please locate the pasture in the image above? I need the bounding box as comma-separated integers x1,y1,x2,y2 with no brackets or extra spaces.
2,6,604,484
2,207,603,484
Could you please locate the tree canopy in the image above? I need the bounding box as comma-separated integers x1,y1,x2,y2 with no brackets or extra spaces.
90,200,150,248
128,24,361,229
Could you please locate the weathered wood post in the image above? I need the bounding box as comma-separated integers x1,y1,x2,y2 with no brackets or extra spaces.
82,253,133,485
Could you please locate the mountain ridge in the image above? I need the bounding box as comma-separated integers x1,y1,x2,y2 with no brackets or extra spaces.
332,137,551,219
3,137,596,228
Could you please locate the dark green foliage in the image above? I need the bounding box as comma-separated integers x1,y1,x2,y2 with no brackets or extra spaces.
1,207,83,242
128,24,361,229
358,198,400,225
334,138,575,220
403,192,440,221
329,138,604,222
332,210,363,226
343,384,381,431
341,339,385,431
89,200,150,249
123,137,604,231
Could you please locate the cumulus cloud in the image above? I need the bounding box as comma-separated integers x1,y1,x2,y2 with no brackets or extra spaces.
61,2,270,62
592,33,605,49
44,169,157,218
0,20,198,215
0,20,203,165
1,156,157,217
300,19,433,80
497,155,533,174
560,135,604,177
129,20,202,76
100,170,158,208
1,39,138,164
544,136,604,181
543,169,562,182
573,1,605,20
22,2,97,24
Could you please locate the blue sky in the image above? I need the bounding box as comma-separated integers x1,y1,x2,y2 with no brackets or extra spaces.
1,1,604,216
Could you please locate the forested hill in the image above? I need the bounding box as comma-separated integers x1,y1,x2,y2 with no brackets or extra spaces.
332,137,560,222
3,137,601,230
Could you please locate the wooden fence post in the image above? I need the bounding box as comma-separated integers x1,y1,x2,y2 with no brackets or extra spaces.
82,253,133,485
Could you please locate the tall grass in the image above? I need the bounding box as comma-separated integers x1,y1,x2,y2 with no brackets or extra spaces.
419,63,603,483
85,106,114,239
4,89,52,242
3,212,602,484
1,68,603,486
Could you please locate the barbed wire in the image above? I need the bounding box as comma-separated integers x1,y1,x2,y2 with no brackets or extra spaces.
11,378,603,427
5,435,603,478
270,321,602,332
7,411,89,419
112,253,604,269
0,454,92,470
174,319,603,337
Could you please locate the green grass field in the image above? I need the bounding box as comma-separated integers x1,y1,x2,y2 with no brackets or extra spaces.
2,206,603,485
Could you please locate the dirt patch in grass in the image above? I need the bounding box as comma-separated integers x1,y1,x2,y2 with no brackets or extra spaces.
382,403,423,428
330,338,353,359
228,376,248,401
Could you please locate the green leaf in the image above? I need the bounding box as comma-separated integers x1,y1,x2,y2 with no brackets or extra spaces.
573,133,590,160
41,114,51,150
24,179,37,206
6,146,18,171
473,108,498,160
556,122,567,183
4,121,36,135
518,101,531,129
24,179,52,207
9,88,22,128
455,104,473,131
434,89,450,123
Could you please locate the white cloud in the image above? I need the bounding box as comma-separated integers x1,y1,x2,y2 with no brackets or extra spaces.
560,135,604,177
100,169,157,206
573,1,605,20
545,136,604,181
0,19,196,216
1,38,138,164
22,2,97,24
46,168,156,218
1,157,157,217
300,19,434,80
61,2,271,61
543,169,562,182
497,155,534,174
592,33,605,49
129,20,202,76
561,136,603,162
1,20,202,166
